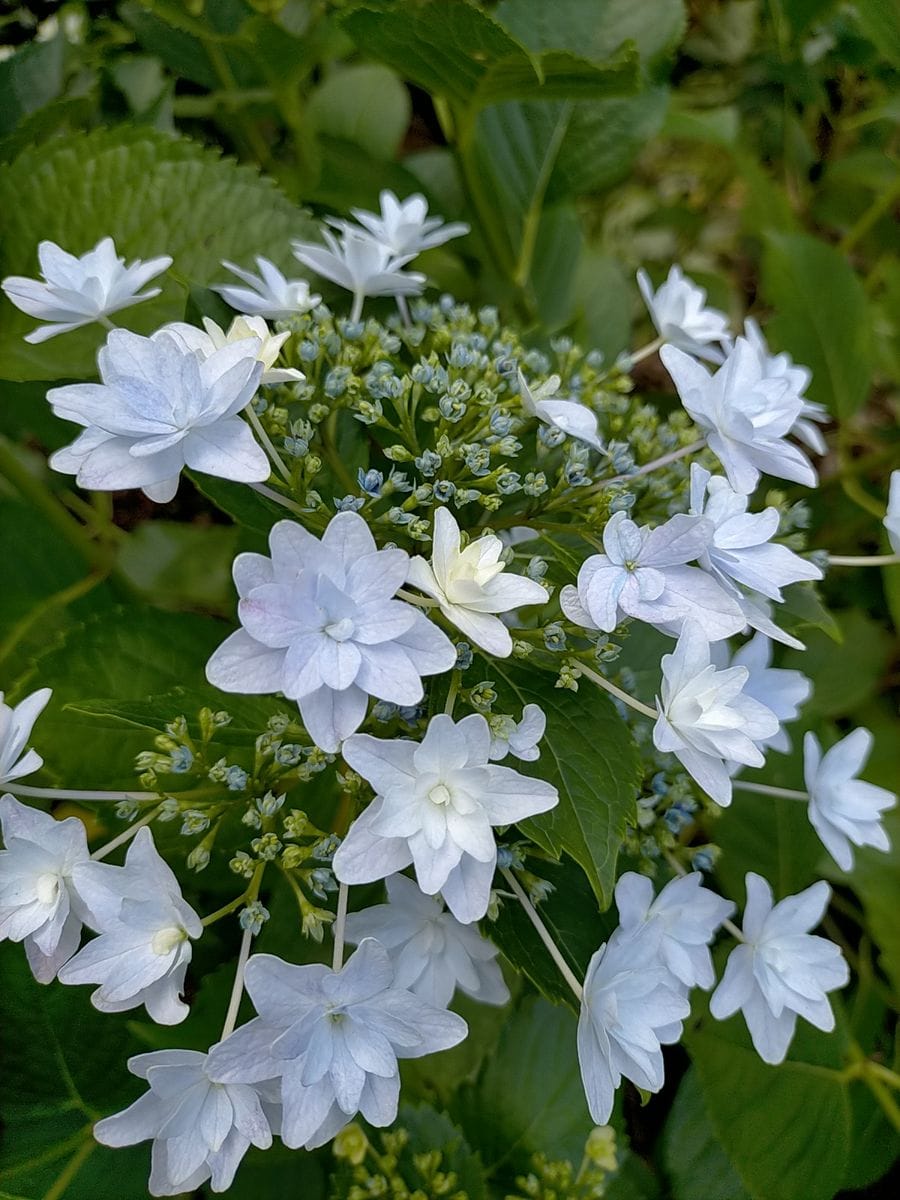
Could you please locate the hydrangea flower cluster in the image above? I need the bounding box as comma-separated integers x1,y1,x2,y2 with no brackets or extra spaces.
1,198,896,1195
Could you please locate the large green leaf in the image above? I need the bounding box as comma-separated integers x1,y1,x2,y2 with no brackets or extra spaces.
687,1019,852,1200
0,35,65,139
0,127,317,381
849,808,900,996
662,1068,751,1200
307,64,412,161
761,232,874,419
488,661,641,906
338,0,638,113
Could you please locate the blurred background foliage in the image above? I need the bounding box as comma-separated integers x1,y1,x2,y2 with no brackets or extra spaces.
0,1,898,1198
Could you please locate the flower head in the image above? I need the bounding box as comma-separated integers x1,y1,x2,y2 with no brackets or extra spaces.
163,315,303,385
743,318,827,455
205,512,456,752
689,464,822,603
48,328,268,503
661,340,817,494
517,370,604,452
0,686,52,784
2,237,171,343
653,622,780,805
206,940,467,1149
0,794,91,982
406,507,550,657
804,729,895,871
559,511,745,641
710,873,848,1064
337,191,469,258
636,266,731,363
885,470,900,554
214,256,320,319
577,927,690,1124
615,871,734,991
334,713,558,923
344,873,509,1008
292,229,425,315
94,1049,275,1196
58,827,202,1024
488,703,546,762
722,633,810,754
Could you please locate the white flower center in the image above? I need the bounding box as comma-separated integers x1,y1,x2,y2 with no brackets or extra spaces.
151,925,188,955
428,783,452,807
324,617,355,642
36,872,61,905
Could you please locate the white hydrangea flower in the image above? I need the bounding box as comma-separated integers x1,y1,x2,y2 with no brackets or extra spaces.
615,871,734,991
723,633,811,754
94,1049,276,1196
743,318,827,455
1,237,172,343
636,266,731,363
163,315,304,385
48,328,268,503
661,340,818,494
488,704,546,762
406,507,549,657
653,622,780,806
214,256,321,319
0,794,92,982
710,873,848,1064
58,827,202,1024
206,940,467,1150
559,511,745,642
335,191,469,258
578,927,691,1125
292,229,425,319
206,512,455,753
885,470,900,554
689,465,822,602
0,686,52,784
334,714,558,923
344,873,509,1009
804,729,895,871
517,370,604,452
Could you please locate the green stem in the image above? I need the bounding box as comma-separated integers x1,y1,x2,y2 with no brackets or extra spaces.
42,1136,95,1200
840,174,900,255
332,881,349,972
220,865,264,1039
500,866,583,1002
828,553,900,567
575,662,658,719
90,803,166,861
246,407,293,485
732,780,808,801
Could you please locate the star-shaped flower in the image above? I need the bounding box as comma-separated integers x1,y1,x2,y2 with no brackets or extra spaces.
488,704,546,762
214,256,321,319
743,318,827,455
517,370,604,452
710,873,848,1064
636,265,731,363
59,827,202,1024
0,794,91,982
48,328,268,503
661,340,817,494
559,511,745,641
653,622,780,806
163,315,303,385
205,512,456,752
335,191,469,258
292,229,425,320
206,940,467,1149
406,507,549,657
334,714,558,923
344,873,509,1009
0,686,52,784
804,729,895,871
2,237,171,343
94,1049,276,1196
721,633,810,754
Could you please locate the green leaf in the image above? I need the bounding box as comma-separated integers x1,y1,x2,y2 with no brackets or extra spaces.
0,35,65,138
187,469,290,540
761,232,874,419
496,0,686,68
115,520,240,614
396,1103,487,1199
662,1068,751,1200
338,0,638,113
307,64,412,160
488,660,641,906
0,127,318,382
852,0,900,66
850,808,900,996
714,788,824,903
452,996,592,1178
687,1019,852,1200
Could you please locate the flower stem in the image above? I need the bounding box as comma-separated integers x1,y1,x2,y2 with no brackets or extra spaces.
395,294,412,328
444,670,461,716
350,292,364,324
248,480,306,516
90,803,166,861
827,553,900,567
332,881,349,972
732,780,808,801
396,587,440,608
500,866,583,1002
574,662,658,720
246,406,293,485
625,336,664,367
220,866,264,1040
7,783,160,803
